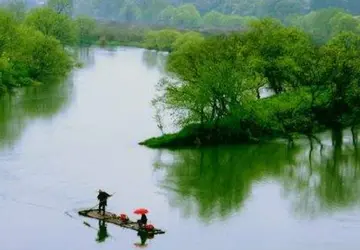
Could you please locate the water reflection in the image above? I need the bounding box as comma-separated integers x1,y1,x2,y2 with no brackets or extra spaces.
0,78,74,150
282,129,360,218
19,79,74,118
93,220,154,246
155,143,301,222
0,94,27,149
155,129,360,222
74,47,95,67
96,220,109,243
134,231,151,247
141,50,167,73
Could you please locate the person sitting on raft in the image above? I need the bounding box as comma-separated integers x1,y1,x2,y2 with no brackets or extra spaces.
137,213,147,228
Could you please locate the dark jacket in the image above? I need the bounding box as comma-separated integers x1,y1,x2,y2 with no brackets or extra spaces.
97,191,110,205
140,214,147,224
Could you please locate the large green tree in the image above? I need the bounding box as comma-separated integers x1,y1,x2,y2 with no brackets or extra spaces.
25,7,78,46
0,8,72,93
242,18,314,94
156,33,253,126
75,15,97,45
318,32,360,126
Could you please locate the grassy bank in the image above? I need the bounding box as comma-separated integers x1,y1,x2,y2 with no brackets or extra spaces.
139,88,331,148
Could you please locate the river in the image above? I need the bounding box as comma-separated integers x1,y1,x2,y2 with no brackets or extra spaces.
1,47,360,250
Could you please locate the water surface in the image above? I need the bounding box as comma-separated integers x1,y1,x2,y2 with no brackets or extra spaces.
1,47,360,250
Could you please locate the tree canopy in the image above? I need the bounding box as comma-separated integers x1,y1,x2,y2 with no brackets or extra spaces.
142,17,360,148
0,6,75,94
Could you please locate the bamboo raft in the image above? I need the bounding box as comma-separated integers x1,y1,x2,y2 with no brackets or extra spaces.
78,209,166,234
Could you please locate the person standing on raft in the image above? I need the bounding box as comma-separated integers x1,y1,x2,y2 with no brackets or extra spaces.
97,190,111,215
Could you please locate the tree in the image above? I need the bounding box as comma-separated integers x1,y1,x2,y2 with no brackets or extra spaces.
172,31,204,51
221,15,249,29
318,32,360,126
285,8,347,44
0,8,72,92
25,7,78,46
4,0,26,21
0,9,19,91
156,34,252,126
173,4,202,28
144,29,181,51
157,5,176,25
119,2,142,22
15,25,72,82
203,11,224,27
223,0,260,16
243,18,316,94
329,12,360,37
135,0,168,23
75,15,97,45
48,0,74,16
0,9,18,52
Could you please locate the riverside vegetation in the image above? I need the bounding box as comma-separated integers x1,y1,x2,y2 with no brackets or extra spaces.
0,7,74,94
140,11,360,148
2,0,360,149
4,0,360,51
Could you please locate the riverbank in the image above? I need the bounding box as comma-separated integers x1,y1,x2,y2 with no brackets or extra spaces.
89,22,217,52
139,95,355,149
138,88,329,149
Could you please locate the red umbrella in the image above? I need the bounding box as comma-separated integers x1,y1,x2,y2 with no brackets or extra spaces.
134,208,149,214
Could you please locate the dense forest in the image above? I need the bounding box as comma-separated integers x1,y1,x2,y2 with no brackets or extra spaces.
2,0,358,48
1,0,359,46
2,0,360,29
71,0,360,26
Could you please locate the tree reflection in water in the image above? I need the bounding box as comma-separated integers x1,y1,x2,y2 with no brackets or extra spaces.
0,78,74,150
142,50,167,73
154,128,360,222
154,142,301,222
282,128,360,218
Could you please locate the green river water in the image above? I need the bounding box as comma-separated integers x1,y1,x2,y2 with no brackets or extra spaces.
1,47,360,250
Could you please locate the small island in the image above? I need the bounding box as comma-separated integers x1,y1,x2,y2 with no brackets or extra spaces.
140,16,360,148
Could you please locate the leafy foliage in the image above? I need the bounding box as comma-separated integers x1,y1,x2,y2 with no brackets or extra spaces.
69,0,360,28
75,15,97,45
25,7,79,46
142,18,360,148
0,7,73,94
